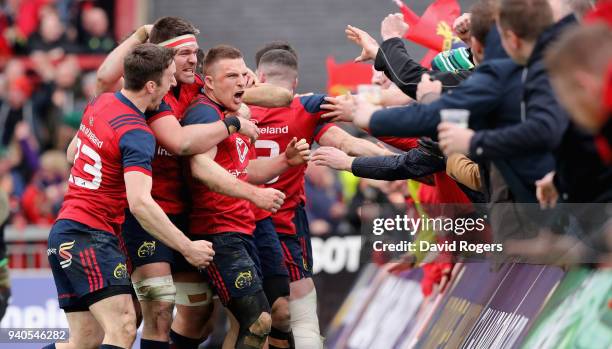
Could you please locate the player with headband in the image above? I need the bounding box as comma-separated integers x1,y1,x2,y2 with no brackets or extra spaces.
94,17,293,349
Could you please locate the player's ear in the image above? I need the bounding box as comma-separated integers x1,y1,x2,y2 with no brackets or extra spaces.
204,75,214,91
257,70,265,83
145,80,157,94
293,77,299,91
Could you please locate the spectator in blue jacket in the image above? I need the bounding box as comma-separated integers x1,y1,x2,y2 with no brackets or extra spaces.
438,0,575,161
324,0,549,202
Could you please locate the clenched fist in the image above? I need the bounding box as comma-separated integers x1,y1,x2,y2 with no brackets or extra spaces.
183,240,215,269
253,188,286,213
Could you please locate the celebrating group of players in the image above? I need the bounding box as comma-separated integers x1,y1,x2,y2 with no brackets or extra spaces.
44,16,387,349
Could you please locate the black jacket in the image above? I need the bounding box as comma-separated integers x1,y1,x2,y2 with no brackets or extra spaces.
369,26,549,202
555,122,612,203
468,15,577,162
351,139,485,203
351,147,443,181
374,37,472,99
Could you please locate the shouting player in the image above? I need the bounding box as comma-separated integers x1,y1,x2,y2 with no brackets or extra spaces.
250,45,388,348
95,17,292,349
44,44,214,349
179,45,310,349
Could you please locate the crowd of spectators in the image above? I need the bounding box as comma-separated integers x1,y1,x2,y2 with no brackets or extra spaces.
0,0,115,228
310,0,612,267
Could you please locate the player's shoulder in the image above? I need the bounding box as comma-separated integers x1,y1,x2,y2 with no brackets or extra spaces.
182,95,223,125
145,99,174,123
295,93,327,114
87,92,119,112
103,92,149,134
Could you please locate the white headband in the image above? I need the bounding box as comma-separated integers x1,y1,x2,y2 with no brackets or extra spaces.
157,34,197,48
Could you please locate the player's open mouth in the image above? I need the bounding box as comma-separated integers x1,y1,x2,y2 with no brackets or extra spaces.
234,91,244,102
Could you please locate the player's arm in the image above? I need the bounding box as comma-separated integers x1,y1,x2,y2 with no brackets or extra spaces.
380,84,413,107
247,137,311,185
317,125,392,157
121,129,213,267
96,25,151,94
242,83,293,107
190,149,285,212
148,102,259,156
125,173,191,253
150,116,229,155
309,93,390,156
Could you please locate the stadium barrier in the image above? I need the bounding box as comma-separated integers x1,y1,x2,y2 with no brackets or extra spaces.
326,262,612,349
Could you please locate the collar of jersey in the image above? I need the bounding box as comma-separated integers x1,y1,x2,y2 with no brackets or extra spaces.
200,92,227,113
115,91,146,117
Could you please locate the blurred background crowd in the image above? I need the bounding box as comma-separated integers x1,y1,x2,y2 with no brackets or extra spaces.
0,0,116,229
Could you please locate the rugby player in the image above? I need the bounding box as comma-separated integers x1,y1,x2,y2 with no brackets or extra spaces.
250,45,388,348
44,44,214,349
180,44,310,349
95,17,293,349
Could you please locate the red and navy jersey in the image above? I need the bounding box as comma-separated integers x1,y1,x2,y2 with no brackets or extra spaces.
58,92,155,236
145,75,204,214
182,94,255,235
250,94,334,234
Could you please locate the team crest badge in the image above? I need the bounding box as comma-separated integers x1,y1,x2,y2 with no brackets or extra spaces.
234,271,253,289
89,116,94,126
59,241,75,268
235,138,249,163
113,263,128,279
137,241,156,258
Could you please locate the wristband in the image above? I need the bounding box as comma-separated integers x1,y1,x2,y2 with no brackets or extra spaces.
222,116,241,135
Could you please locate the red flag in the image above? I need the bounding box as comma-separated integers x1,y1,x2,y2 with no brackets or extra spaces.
393,0,419,26
584,0,612,27
326,57,373,96
419,49,439,69
396,0,461,51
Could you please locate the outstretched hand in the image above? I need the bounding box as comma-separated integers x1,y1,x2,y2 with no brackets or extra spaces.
381,13,409,41
345,25,379,62
312,146,354,171
285,137,311,166
453,13,472,44
321,93,356,122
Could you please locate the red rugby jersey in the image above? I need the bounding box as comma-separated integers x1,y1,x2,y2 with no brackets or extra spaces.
145,75,204,214
182,94,255,235
250,94,334,235
58,92,155,235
